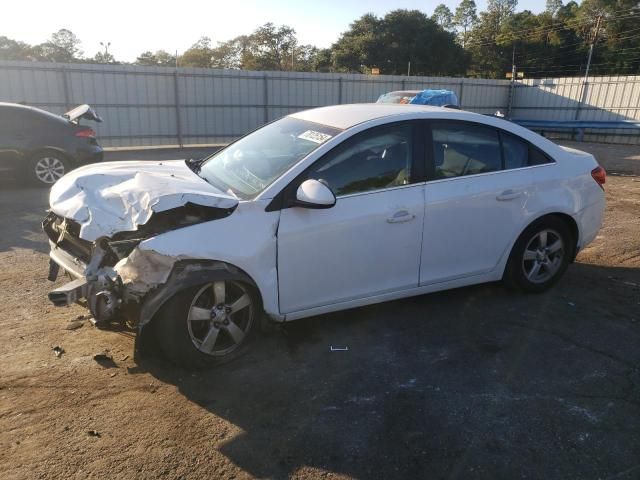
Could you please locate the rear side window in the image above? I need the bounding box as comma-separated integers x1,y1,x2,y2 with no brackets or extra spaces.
501,132,553,169
431,122,501,178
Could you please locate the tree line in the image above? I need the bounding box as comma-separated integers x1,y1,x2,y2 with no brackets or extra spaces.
1,0,639,78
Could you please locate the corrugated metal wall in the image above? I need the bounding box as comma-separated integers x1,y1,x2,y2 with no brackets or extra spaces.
1,60,638,146
513,75,640,144
0,60,509,147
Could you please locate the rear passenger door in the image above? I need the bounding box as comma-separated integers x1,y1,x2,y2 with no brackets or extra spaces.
420,121,541,285
0,107,26,175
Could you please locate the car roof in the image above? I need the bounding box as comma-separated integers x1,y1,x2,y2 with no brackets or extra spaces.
0,102,67,123
289,103,485,130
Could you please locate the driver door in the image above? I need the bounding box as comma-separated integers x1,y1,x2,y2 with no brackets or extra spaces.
276,121,426,314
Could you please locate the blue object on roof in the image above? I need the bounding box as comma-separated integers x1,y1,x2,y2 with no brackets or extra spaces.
409,89,459,107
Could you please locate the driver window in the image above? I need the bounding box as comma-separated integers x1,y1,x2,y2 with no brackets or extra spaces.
305,123,414,196
431,122,501,179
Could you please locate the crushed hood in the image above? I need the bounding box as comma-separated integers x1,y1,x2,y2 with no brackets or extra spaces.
49,160,238,241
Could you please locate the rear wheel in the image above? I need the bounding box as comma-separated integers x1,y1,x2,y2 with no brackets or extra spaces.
30,151,69,186
503,217,574,293
155,278,259,368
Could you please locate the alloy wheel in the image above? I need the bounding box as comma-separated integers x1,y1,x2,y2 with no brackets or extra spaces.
187,281,254,356
522,228,565,284
34,156,65,184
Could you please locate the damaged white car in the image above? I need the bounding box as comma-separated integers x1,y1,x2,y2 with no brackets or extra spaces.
44,104,606,368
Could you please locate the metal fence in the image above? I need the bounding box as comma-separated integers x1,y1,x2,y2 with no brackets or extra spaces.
0,60,639,146
0,60,509,147
513,75,640,144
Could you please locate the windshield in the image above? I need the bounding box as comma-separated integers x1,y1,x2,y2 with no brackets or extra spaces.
198,117,342,199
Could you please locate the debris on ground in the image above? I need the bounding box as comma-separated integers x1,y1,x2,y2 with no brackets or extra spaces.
567,301,576,307
93,353,117,368
121,355,129,361
52,346,64,358
330,346,349,351
87,430,101,438
65,320,84,331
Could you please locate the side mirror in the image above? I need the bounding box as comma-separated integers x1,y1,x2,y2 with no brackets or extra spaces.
294,179,336,209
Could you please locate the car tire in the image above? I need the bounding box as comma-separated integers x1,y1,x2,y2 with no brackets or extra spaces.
503,216,574,293
29,150,70,186
154,279,260,369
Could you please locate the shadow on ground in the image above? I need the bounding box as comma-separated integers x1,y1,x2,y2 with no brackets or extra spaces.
143,262,640,479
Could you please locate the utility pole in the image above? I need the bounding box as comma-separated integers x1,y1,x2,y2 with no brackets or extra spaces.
583,15,603,82
575,14,603,120
507,44,516,117
291,44,295,71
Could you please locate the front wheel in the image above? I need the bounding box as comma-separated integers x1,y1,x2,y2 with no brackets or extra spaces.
503,217,574,293
155,279,259,368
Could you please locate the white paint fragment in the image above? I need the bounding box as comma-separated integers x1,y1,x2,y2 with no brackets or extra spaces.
49,160,238,241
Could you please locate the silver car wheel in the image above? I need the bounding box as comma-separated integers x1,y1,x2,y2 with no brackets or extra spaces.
186,280,254,357
522,228,565,284
34,156,66,184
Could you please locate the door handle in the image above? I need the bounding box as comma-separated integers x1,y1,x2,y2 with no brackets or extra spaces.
496,190,522,201
387,210,415,223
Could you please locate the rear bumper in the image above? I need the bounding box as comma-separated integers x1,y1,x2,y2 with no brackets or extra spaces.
74,144,104,165
575,196,606,250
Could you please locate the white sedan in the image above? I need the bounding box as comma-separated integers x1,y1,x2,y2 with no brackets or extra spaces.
44,104,606,368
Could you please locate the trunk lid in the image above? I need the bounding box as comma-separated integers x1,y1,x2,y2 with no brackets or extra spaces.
63,104,103,123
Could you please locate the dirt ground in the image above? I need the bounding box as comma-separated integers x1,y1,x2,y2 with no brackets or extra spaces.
1,141,639,480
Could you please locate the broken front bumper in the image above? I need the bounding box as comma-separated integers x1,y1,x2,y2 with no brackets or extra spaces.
47,241,89,306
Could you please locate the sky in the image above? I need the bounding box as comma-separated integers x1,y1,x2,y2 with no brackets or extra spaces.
1,0,546,62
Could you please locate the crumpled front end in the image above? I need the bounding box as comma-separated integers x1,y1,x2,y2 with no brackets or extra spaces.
42,159,239,328
44,205,238,328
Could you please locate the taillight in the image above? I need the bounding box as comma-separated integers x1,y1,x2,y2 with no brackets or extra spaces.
75,128,96,138
591,166,606,189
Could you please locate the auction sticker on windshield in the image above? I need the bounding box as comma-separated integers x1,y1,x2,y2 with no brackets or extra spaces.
298,130,333,144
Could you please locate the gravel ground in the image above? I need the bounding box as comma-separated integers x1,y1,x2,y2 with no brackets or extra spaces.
0,141,639,480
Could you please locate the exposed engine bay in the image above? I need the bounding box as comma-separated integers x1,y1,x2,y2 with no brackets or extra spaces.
43,201,235,328
43,159,239,329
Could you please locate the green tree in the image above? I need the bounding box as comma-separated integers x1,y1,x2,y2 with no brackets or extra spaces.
331,13,383,73
245,23,297,70
330,10,468,75
136,50,176,66
179,37,214,68
93,51,116,64
34,29,83,62
432,4,455,30
312,48,334,72
454,0,478,47
487,0,519,28
0,36,33,60
545,0,563,17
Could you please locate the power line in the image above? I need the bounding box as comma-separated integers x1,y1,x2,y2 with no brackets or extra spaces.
465,10,640,49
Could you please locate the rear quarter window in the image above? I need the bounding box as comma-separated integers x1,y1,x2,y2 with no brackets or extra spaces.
501,132,553,170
